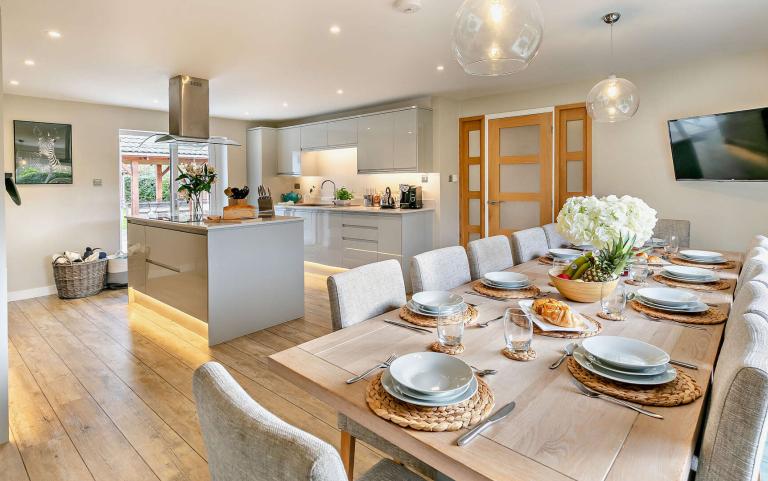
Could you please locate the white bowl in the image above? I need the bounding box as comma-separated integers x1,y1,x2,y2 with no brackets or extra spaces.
548,248,581,259
388,352,473,395
663,265,713,278
411,291,464,311
483,271,529,286
680,249,723,260
582,336,670,371
636,287,699,307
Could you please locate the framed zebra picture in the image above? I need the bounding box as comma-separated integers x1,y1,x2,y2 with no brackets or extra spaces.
13,120,73,184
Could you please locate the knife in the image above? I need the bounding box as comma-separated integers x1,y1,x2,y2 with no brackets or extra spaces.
383,319,433,334
456,401,516,446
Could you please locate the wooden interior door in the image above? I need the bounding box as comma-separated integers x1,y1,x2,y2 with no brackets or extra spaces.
459,116,485,247
555,103,592,213
487,113,553,237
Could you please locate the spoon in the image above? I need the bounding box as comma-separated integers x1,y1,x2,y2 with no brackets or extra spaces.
476,315,503,328
549,342,576,369
471,366,498,377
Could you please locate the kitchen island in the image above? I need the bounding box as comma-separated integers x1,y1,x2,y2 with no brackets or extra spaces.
127,216,304,345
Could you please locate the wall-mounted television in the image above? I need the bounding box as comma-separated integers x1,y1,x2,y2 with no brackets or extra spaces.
668,107,768,181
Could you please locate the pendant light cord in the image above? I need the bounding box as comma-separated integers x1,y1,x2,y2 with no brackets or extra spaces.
610,21,614,71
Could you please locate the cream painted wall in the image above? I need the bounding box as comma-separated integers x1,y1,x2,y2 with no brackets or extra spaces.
3,95,250,295
433,48,768,251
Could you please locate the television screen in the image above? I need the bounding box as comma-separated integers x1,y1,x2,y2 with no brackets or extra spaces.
668,107,768,181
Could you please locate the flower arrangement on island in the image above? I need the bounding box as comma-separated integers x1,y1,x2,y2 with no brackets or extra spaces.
555,195,657,282
176,162,217,221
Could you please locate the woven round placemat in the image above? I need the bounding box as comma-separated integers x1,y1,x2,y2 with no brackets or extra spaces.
567,357,702,407
597,311,626,321
501,347,537,361
399,305,479,328
512,313,603,339
429,342,465,355
366,373,495,431
669,256,737,271
537,255,555,265
629,300,726,325
652,274,731,291
624,279,645,287
472,280,541,300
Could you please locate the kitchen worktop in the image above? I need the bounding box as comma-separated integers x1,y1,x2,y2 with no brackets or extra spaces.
127,215,302,235
274,203,435,215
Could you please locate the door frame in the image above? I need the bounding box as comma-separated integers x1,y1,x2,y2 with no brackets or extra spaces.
483,107,555,236
458,116,485,247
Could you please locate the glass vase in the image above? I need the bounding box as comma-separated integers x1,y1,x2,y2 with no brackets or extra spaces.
190,194,204,222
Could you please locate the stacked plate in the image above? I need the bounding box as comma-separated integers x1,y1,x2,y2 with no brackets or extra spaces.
407,291,466,317
634,287,708,313
572,336,676,385
660,265,719,284
548,248,582,261
644,237,667,248
481,271,531,290
678,249,727,264
382,352,478,406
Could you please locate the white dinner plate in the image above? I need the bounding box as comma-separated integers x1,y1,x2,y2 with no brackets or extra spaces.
548,248,582,259
636,287,700,307
679,255,728,265
483,271,530,285
381,370,478,407
573,348,676,386
518,300,598,333
411,291,464,312
480,278,531,290
660,272,719,284
388,352,473,396
635,297,709,313
680,249,723,260
663,265,712,277
645,237,667,247
406,301,465,317
583,351,669,376
581,336,670,371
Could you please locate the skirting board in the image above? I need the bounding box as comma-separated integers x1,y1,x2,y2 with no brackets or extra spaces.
8,285,57,301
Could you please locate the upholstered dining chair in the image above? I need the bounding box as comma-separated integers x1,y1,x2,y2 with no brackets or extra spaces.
654,219,691,248
327,259,405,331
697,282,768,481
193,362,423,481
736,247,768,297
510,227,549,265
466,235,514,280
410,246,471,293
542,223,569,249
326,261,447,480
747,234,768,252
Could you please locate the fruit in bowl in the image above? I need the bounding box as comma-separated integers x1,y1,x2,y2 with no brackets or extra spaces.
550,246,626,302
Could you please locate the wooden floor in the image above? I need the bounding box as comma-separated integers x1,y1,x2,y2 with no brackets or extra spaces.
0,272,385,481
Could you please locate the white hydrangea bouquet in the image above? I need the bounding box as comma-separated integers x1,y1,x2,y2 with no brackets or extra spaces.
556,195,657,280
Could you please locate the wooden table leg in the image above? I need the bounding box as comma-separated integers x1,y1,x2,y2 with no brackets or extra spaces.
340,430,355,481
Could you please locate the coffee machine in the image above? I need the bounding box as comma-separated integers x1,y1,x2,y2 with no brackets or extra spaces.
399,184,423,209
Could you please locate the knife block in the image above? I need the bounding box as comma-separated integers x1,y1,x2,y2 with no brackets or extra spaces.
223,198,256,220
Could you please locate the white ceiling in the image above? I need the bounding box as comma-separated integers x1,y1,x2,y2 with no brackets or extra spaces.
3,0,767,121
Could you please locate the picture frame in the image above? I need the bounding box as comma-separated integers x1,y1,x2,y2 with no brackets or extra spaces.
13,120,73,184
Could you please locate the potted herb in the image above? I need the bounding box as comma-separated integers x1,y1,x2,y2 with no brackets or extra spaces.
333,187,354,206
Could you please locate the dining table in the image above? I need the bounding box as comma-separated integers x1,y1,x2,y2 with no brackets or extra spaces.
267,251,742,481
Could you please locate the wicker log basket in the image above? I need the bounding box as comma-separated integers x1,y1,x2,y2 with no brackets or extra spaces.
52,256,107,299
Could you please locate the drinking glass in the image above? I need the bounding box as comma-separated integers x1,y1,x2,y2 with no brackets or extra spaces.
437,306,464,347
629,258,650,286
664,234,679,257
504,307,532,352
601,282,627,317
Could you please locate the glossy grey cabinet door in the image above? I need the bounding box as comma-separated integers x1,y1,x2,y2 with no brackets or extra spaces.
393,109,418,171
127,223,147,293
300,123,328,149
327,118,357,146
277,127,302,175
357,113,394,172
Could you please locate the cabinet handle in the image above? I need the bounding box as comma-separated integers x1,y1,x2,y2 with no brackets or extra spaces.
146,258,182,273
342,224,378,230
342,237,378,244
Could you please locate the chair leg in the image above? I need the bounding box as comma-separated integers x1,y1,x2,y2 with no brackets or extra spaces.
340,430,355,481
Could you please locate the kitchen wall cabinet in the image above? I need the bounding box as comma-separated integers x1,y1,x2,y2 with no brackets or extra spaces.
300,123,328,150
246,127,277,188
277,126,302,175
327,118,357,146
357,113,395,173
357,107,433,173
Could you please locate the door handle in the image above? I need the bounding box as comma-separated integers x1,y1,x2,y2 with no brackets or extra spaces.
487,200,504,205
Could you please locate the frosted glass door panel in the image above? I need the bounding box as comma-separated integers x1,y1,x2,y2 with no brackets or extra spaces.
468,130,481,157
500,163,540,193
567,160,584,193
499,125,539,156
469,164,481,192
469,198,481,226
468,232,481,242
500,201,540,232
566,120,584,152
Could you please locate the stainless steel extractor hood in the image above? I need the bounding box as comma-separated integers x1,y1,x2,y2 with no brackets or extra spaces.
148,75,240,146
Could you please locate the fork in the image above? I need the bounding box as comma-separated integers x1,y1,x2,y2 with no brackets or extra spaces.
641,313,707,330
471,366,498,377
571,379,663,419
476,315,503,328
346,354,397,384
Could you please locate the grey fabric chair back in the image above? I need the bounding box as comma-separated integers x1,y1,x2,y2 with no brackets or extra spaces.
510,227,549,264
542,223,569,248
698,282,768,481
747,235,768,253
467,235,514,280
736,247,768,297
654,218,691,248
410,246,471,293
327,259,406,331
193,362,347,481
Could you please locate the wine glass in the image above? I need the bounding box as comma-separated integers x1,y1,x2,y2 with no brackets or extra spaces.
504,307,532,352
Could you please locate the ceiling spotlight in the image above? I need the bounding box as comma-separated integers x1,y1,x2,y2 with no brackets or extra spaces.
329,25,341,34
282,102,288,107
436,65,445,71
46,30,61,39
336,89,344,95
152,99,159,104
24,59,35,66
9,80,19,86
244,111,250,116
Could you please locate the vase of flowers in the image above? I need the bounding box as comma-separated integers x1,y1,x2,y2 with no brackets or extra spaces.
176,162,216,222
551,195,657,302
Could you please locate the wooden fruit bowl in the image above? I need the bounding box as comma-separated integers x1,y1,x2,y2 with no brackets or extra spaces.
548,268,619,303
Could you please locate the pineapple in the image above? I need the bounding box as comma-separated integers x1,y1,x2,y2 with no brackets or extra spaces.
581,234,635,282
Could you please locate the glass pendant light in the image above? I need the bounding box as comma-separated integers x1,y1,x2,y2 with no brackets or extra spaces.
451,0,544,76
586,13,639,122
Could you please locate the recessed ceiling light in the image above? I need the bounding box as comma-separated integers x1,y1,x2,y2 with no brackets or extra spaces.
336,89,344,95
152,99,159,104
436,65,445,71
329,25,341,34
244,111,250,116
282,102,288,107
24,59,35,66
9,80,19,86
46,30,62,39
